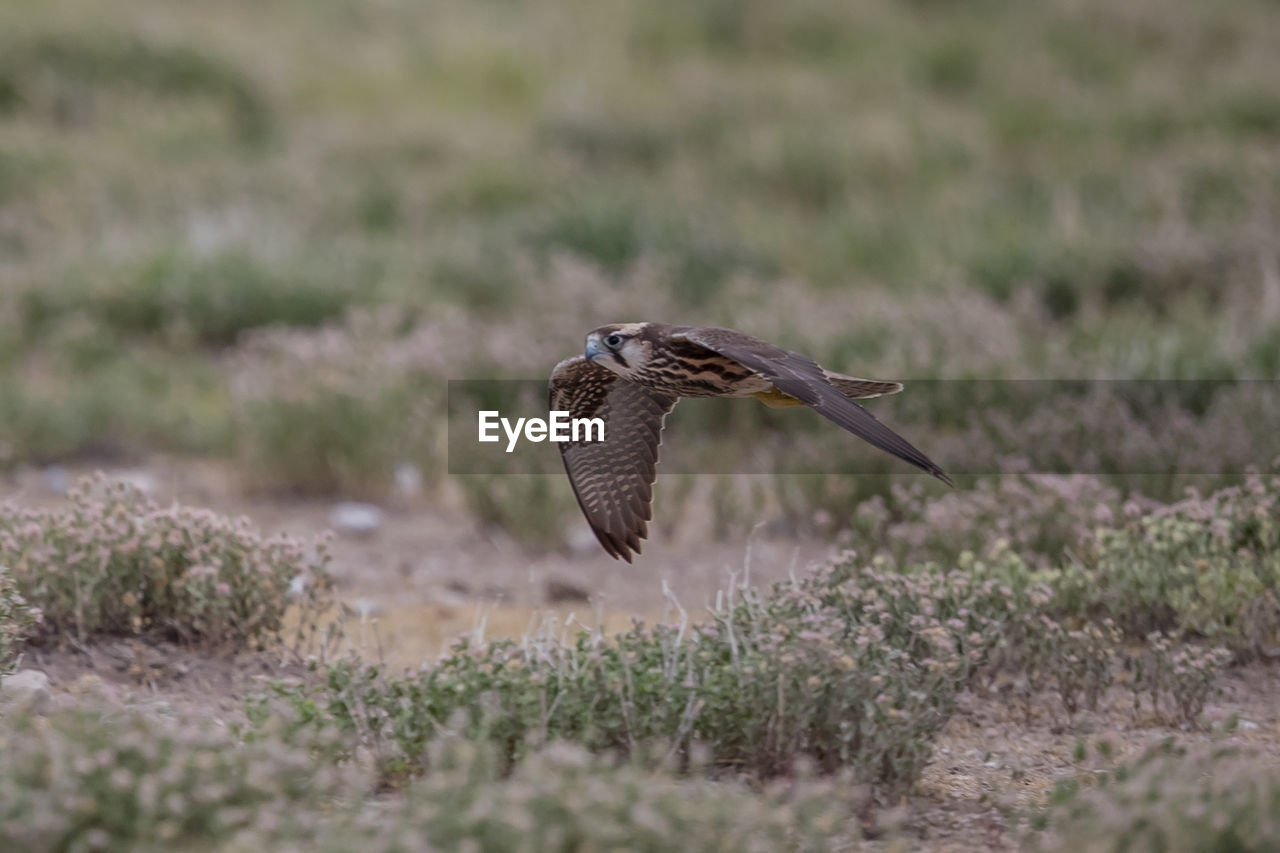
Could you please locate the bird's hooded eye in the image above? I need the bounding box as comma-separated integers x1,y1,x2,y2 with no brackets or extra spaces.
604,334,624,348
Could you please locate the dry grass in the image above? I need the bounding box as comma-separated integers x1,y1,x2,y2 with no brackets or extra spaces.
2,0,1280,848
286,600,655,671
1,0,1278,533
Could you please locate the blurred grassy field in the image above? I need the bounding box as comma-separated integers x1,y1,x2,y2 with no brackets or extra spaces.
2,0,1279,543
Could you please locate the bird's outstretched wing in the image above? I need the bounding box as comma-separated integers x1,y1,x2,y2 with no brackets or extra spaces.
549,356,679,561
672,327,953,485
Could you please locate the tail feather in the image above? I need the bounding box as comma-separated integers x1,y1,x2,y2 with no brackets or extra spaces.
753,374,903,408
823,373,904,400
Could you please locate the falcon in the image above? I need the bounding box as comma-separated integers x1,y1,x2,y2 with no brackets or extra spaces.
549,323,951,561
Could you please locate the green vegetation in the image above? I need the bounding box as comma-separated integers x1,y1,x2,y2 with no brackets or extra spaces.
0,32,271,144
264,559,996,791
0,0,1276,529
856,471,1280,656
2,0,1279,846
1055,484,1280,657
0,475,330,649
21,250,371,348
0,475,1277,849
1032,742,1280,852
0,703,855,852
0,705,343,851
307,738,852,853
0,566,37,682
267,474,1280,792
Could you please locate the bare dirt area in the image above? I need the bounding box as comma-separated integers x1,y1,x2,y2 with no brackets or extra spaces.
19,641,299,720
7,459,1280,850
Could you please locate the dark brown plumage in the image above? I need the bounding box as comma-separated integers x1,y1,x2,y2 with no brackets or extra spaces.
549,357,677,561
550,322,950,561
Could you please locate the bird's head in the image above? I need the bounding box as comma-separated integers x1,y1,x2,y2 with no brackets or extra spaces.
585,323,652,377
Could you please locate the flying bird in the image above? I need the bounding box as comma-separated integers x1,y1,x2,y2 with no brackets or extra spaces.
549,323,951,561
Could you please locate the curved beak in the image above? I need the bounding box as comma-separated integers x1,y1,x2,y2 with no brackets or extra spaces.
584,336,604,362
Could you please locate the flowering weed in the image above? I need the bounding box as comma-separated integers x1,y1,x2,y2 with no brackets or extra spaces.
0,702,354,852
264,556,1013,792
0,475,330,650
1031,742,1280,852
1058,471,1280,655
0,565,38,682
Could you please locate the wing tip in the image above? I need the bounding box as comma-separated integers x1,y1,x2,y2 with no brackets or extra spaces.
608,540,640,562
592,524,643,562
907,453,953,487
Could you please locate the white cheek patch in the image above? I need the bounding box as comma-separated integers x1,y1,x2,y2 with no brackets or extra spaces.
620,339,646,366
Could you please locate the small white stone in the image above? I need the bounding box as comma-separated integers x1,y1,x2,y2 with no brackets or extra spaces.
1238,719,1260,731
394,463,423,499
3,669,49,692
329,502,383,537
44,466,71,494
349,598,383,618
1,669,52,713
112,469,158,495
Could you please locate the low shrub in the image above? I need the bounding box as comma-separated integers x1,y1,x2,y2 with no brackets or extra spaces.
0,703,353,852
22,251,370,349
265,501,1261,791
0,565,38,681
0,699,857,852
230,310,441,497
0,32,271,143
1056,471,1280,656
850,474,1128,568
452,474,579,552
520,192,773,307
854,471,1280,658
265,556,1006,792
1031,741,1280,852
1125,633,1233,726
0,475,329,650
290,737,857,853
0,348,230,467
990,612,1123,724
